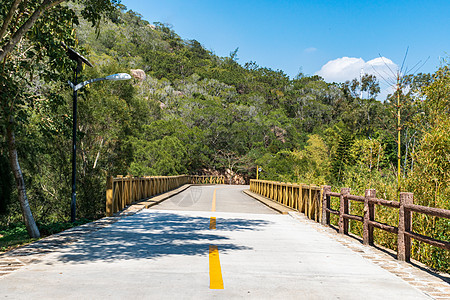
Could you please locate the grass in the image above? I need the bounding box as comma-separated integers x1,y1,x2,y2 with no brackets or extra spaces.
0,219,92,253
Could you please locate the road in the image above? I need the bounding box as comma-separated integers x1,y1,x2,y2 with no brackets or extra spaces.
0,185,433,299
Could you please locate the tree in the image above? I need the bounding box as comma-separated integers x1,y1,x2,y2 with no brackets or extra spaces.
331,130,354,183
346,73,380,99
288,134,330,184
0,0,118,237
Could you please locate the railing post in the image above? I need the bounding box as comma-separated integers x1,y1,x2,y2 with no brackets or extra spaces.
149,177,154,196
321,186,331,225
293,185,298,210
117,175,123,213
298,184,304,213
317,187,323,222
106,176,113,217
339,187,351,234
286,184,290,207
145,177,149,198
398,192,413,262
314,187,320,221
290,185,294,208
262,181,265,197
306,185,311,219
127,175,132,205
363,189,376,245
310,186,318,220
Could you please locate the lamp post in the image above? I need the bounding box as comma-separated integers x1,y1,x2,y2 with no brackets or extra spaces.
256,166,262,180
66,46,131,222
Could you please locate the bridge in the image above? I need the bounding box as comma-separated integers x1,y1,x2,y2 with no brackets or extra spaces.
0,180,449,299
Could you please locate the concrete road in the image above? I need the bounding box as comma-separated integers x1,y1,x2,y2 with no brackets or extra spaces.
0,185,430,299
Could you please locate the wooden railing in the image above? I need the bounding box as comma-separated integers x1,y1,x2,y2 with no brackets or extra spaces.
106,175,226,216
250,179,322,222
250,180,450,262
321,186,450,262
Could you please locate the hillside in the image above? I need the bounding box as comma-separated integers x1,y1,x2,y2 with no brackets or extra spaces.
0,3,448,272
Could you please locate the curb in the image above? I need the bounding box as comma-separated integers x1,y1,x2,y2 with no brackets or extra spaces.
243,190,296,214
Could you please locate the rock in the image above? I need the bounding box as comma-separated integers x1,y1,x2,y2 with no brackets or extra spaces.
130,69,146,81
271,126,287,143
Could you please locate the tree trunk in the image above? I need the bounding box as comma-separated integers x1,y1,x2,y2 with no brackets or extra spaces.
6,125,40,238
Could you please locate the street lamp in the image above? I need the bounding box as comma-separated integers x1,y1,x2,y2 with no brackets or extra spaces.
256,166,262,180
65,45,131,222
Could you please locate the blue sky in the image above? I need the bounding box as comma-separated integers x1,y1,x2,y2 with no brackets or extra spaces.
121,0,449,97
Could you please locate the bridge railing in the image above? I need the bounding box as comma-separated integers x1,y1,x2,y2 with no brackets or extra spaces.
250,180,450,262
322,186,450,262
250,179,323,222
190,175,225,185
106,175,225,216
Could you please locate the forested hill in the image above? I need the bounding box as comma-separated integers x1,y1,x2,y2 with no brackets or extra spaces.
72,7,394,181
0,2,448,271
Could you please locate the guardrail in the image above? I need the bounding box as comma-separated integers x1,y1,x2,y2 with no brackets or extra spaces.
322,186,450,262
190,175,225,185
250,180,450,262
106,175,225,216
250,179,322,222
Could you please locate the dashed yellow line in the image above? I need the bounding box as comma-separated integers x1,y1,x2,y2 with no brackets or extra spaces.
209,217,216,230
209,245,224,289
209,188,223,289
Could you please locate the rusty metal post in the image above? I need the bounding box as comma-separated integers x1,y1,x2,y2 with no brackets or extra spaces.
363,189,376,245
321,186,331,225
398,192,413,261
339,188,351,234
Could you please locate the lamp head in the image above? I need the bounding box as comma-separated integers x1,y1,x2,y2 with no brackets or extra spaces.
105,73,132,81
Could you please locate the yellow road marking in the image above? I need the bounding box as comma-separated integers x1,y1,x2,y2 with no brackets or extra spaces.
209,188,224,289
209,217,216,229
209,245,224,289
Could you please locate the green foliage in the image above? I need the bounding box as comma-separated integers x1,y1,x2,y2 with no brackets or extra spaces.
0,2,448,272
0,219,91,252
0,224,34,252
331,131,354,182
286,134,330,185
403,69,450,271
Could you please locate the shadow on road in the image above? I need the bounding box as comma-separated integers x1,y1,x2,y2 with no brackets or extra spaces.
55,211,272,264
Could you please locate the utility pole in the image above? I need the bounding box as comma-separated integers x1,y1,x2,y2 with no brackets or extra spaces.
396,72,402,202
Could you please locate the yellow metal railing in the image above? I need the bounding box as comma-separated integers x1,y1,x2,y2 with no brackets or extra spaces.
106,175,225,216
190,175,225,185
250,179,323,222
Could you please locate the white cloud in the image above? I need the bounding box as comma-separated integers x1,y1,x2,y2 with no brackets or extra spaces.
316,56,397,83
315,56,398,100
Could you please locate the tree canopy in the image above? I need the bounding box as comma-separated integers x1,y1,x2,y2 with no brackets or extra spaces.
0,2,448,272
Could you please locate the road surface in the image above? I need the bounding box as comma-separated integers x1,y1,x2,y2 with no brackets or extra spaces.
0,185,433,299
